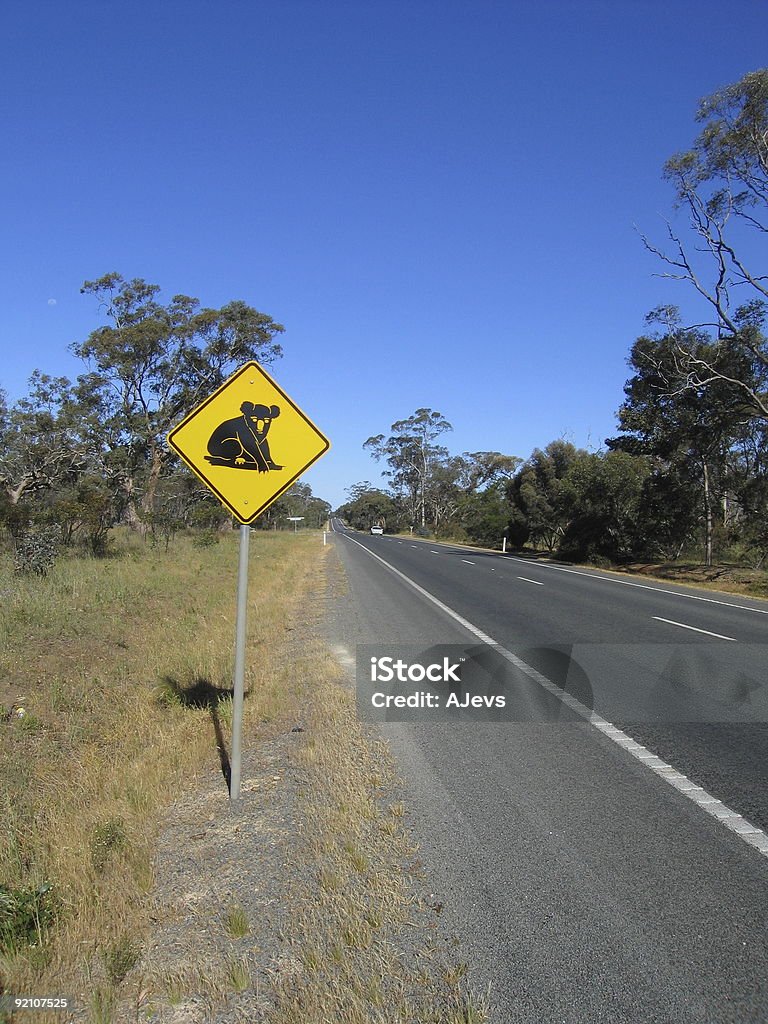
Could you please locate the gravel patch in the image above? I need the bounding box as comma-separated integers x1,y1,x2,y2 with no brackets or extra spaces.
134,729,306,1023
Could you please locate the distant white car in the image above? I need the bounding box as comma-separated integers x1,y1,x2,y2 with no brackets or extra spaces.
370,525,384,535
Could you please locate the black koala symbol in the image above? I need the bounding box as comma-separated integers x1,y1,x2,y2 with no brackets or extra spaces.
205,402,283,472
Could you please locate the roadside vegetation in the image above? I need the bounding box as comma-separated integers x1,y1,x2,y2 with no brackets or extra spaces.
0,529,486,1023
271,671,489,1024
0,529,305,1012
0,271,330,565
0,184,486,1023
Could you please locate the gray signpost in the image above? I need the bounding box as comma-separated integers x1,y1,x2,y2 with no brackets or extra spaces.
286,515,305,533
228,523,250,801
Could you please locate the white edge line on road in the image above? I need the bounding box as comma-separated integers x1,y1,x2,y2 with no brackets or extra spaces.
339,532,768,860
517,576,544,586
372,534,767,616
653,617,737,642
461,559,476,565
506,556,768,615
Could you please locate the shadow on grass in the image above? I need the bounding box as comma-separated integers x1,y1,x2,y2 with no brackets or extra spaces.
158,676,240,788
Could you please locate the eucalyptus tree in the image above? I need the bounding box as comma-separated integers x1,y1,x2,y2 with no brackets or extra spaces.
257,481,331,530
507,441,585,551
335,482,403,532
641,69,768,420
727,419,768,566
72,273,284,527
454,451,521,492
0,374,86,509
364,408,453,528
608,330,752,566
558,450,651,563
458,480,512,548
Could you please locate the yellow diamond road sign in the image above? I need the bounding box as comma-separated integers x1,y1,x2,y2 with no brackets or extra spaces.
167,361,330,524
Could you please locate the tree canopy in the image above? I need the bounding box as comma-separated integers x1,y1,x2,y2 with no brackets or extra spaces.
364,409,453,528
0,273,334,553
641,69,768,421
72,273,285,525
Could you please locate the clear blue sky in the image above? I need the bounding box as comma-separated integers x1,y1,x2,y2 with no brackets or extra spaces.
2,1,766,509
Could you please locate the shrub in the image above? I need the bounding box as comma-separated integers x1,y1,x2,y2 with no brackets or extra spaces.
0,883,56,952
191,528,220,548
90,818,127,873
37,479,118,556
13,526,62,576
188,502,230,531
0,496,32,539
102,934,140,984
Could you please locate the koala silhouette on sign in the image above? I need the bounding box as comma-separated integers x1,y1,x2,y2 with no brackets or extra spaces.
205,402,283,472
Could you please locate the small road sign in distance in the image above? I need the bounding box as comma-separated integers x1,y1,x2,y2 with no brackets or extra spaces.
167,361,330,524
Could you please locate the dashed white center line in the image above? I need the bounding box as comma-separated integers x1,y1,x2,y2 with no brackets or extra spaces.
517,576,543,586
430,550,440,554
652,617,737,642
411,545,418,548
461,559,476,565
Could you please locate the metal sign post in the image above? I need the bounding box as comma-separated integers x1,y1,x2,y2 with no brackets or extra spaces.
229,524,250,803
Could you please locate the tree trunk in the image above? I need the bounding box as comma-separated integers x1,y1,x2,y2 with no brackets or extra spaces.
5,478,32,505
421,447,427,528
702,459,713,568
142,448,165,519
123,499,144,533
120,474,146,533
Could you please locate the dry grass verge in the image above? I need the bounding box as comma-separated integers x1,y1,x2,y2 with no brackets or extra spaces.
269,673,489,1024
122,541,487,1024
1,531,487,1023
610,560,768,599
0,529,317,1020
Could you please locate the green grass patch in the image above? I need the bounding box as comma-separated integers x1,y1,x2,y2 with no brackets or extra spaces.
223,904,250,939
0,882,56,954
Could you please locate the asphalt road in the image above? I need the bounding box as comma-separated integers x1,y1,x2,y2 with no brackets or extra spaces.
325,520,768,1024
